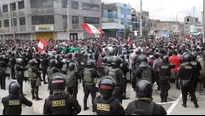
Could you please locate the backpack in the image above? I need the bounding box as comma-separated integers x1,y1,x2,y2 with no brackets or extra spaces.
131,101,157,115
141,68,152,81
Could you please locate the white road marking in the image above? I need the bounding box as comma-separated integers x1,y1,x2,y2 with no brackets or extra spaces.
167,94,182,115
156,101,175,105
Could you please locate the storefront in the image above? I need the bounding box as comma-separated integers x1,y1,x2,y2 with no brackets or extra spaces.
35,24,55,40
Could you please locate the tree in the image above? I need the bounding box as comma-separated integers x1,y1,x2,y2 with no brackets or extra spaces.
124,26,131,38
142,27,150,36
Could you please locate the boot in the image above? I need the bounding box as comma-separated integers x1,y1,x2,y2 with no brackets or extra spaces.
83,99,89,111
182,103,187,108
92,106,96,112
35,91,42,101
194,102,199,108
31,90,36,100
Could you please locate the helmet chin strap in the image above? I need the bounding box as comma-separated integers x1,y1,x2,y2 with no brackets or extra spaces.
137,97,152,101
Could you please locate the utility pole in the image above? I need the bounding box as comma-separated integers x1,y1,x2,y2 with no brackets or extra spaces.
140,0,143,36
203,1,205,43
193,6,195,26
10,5,15,42
66,2,70,40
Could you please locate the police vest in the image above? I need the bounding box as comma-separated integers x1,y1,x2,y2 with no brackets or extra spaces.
48,94,71,115
83,68,93,83
96,96,115,115
15,65,23,76
131,101,157,115
3,97,22,115
108,68,121,85
180,63,193,87
141,68,152,82
159,64,170,77
66,70,76,88
47,67,55,82
28,67,38,80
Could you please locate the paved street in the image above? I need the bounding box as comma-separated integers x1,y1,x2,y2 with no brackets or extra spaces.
0,69,205,115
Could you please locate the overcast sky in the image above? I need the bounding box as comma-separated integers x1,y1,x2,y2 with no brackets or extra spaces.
102,0,203,22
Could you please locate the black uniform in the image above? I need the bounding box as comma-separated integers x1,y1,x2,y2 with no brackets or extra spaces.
9,55,16,79
95,77,125,115
83,60,99,111
15,62,27,95
40,57,49,84
177,54,199,108
126,80,167,115
2,81,32,115
0,60,10,90
43,73,81,115
159,62,175,102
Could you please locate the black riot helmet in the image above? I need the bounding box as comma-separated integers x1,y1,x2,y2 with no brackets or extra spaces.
162,56,169,63
33,52,39,59
102,57,107,64
183,53,191,63
111,56,123,67
41,52,47,59
49,59,57,67
28,59,38,67
68,62,75,71
87,60,96,68
16,58,24,65
137,54,148,63
99,76,116,99
50,73,66,91
136,80,153,98
191,52,197,61
107,57,112,65
9,81,20,96
139,62,150,68
109,48,115,56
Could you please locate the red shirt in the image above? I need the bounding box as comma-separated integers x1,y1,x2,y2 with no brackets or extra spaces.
169,55,181,72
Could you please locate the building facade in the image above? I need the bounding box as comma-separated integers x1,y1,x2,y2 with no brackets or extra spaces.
154,20,180,33
184,16,199,33
101,3,132,37
0,0,101,40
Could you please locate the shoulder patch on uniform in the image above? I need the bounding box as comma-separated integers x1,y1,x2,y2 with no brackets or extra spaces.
52,100,65,107
9,100,20,105
97,104,110,111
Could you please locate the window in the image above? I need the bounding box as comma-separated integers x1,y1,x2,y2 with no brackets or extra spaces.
19,17,26,25
63,15,67,20
120,8,124,14
11,18,17,26
3,5,8,13
83,17,99,24
82,2,100,11
71,1,79,9
127,9,131,15
72,16,79,24
62,0,67,8
104,10,108,18
32,15,54,25
196,19,198,22
187,18,189,22
10,3,16,11
121,19,124,25
18,1,25,9
4,19,9,27
31,0,54,8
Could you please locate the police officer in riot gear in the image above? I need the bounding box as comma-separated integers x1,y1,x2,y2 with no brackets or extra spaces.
95,76,125,115
15,58,28,95
133,55,156,90
0,56,10,90
2,81,33,115
177,53,199,108
43,73,81,115
47,59,61,95
40,53,49,84
125,80,167,115
105,57,112,76
66,62,79,99
159,56,175,102
83,60,99,112
9,52,16,79
28,59,42,101
108,56,124,103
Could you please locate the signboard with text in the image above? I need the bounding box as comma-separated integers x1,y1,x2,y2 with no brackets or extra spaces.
35,24,54,32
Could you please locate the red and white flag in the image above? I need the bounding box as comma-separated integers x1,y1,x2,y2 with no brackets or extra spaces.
37,38,48,53
128,33,132,45
81,23,102,35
